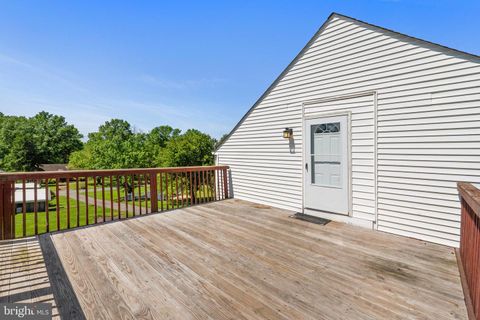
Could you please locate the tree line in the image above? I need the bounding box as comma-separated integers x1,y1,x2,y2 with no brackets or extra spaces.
0,111,222,172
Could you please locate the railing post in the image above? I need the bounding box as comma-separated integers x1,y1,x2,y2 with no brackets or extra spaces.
150,173,158,213
457,182,480,320
0,179,14,240
223,168,229,199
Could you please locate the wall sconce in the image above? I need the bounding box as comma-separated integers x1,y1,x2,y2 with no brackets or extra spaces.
283,128,293,139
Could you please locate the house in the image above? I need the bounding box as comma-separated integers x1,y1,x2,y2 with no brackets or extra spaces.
39,163,68,171
215,13,480,247
15,182,51,213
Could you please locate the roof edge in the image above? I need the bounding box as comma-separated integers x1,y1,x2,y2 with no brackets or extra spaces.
333,13,480,61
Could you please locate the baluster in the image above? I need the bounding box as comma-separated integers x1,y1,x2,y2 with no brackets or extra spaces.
22,179,26,237
110,176,114,221
117,175,121,219
201,170,205,204
66,177,70,229
165,173,169,210
189,171,193,206
181,172,185,207
194,171,198,205
93,176,98,224
208,170,212,202
205,170,209,202
9,180,15,239
11,180,17,239
219,170,224,199
55,178,60,230
131,174,135,216
124,176,129,218
158,172,163,212
213,170,217,202
216,169,220,201
144,174,148,214
101,176,106,222
175,173,179,209
85,177,89,225
34,179,38,235
45,179,49,233
138,175,142,215
75,178,79,227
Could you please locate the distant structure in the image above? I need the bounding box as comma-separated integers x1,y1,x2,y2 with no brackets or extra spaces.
15,182,51,213
39,164,68,172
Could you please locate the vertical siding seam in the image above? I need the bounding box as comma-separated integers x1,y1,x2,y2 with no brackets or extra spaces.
374,91,379,230
301,103,306,213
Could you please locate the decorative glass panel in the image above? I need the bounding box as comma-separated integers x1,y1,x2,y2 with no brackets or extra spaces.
313,122,340,134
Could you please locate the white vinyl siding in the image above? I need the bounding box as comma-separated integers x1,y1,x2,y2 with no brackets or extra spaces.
376,87,480,246
216,103,303,211
216,14,480,247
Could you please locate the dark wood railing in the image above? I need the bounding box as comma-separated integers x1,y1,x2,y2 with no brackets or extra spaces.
0,166,229,240
457,182,480,320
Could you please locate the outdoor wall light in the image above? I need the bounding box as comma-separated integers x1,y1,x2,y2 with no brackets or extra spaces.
283,128,293,139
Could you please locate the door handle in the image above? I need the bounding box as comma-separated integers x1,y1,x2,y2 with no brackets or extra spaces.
305,163,308,171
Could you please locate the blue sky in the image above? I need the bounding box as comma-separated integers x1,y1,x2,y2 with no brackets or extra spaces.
0,0,479,139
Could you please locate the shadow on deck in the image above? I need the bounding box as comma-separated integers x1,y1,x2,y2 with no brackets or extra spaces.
0,237,84,319
0,199,468,319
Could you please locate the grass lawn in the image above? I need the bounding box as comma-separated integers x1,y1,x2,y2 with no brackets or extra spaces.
14,185,216,238
86,183,216,208
14,195,119,238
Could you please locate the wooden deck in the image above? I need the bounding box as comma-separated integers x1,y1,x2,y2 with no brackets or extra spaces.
0,199,467,319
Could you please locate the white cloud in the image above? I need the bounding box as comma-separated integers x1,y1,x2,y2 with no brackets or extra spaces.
0,52,89,93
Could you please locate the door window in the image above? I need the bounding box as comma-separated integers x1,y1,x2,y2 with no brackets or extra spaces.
310,122,342,187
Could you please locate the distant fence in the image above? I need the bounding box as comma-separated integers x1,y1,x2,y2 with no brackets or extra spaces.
457,182,480,320
0,166,229,240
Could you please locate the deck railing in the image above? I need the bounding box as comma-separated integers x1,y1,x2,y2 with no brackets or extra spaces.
457,182,480,320
0,165,229,240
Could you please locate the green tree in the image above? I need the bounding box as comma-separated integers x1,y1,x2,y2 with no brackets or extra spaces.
31,111,83,164
69,119,153,169
67,118,216,171
0,116,37,171
146,125,181,166
68,143,93,169
147,125,181,149
161,129,215,167
0,112,82,171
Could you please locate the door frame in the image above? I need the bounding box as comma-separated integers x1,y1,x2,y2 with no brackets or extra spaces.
301,90,378,228
302,111,352,216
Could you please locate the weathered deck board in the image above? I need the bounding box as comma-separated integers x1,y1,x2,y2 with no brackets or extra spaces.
0,199,468,319
0,238,62,319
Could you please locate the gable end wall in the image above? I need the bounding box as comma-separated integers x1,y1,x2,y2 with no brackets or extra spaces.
216,15,480,247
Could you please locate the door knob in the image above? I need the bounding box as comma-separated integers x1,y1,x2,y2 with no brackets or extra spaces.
305,163,308,171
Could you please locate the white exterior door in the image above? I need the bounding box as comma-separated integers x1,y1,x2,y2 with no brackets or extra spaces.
304,115,349,214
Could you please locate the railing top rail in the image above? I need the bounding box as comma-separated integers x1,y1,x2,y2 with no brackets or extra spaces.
0,165,229,181
458,182,480,218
